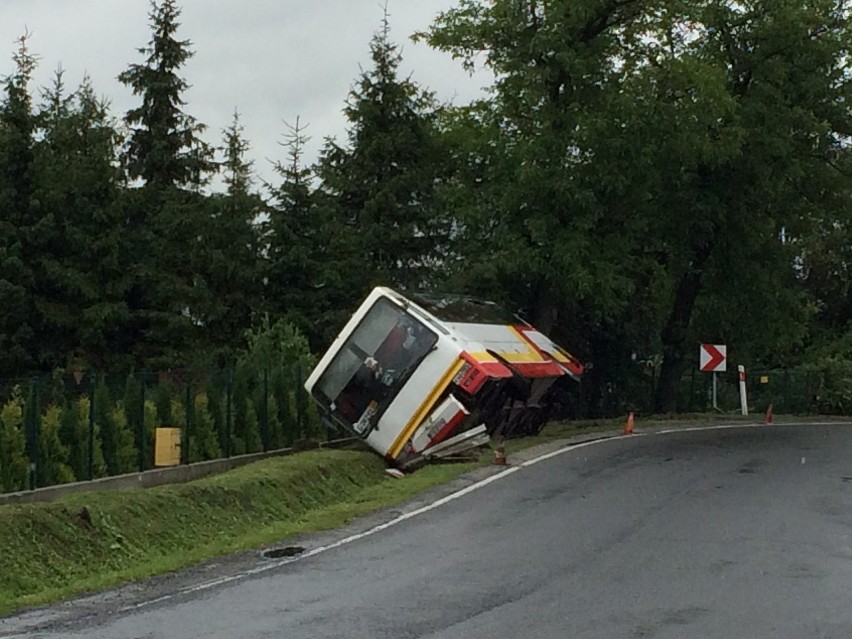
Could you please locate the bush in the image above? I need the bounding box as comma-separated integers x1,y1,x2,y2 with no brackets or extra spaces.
36,406,74,487
59,397,107,481
95,381,137,476
232,364,261,455
811,357,852,415
0,393,28,493
190,394,221,462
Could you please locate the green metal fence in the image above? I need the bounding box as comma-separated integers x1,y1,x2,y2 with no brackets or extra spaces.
0,366,335,495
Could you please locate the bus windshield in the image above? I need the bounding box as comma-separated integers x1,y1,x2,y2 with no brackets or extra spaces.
313,297,438,436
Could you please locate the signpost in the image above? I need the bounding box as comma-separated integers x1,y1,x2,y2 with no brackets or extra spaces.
700,344,727,410
738,365,748,416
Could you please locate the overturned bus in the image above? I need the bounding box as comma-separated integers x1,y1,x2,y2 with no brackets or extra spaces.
304,287,583,468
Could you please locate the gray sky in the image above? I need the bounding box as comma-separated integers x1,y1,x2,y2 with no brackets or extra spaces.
0,0,492,189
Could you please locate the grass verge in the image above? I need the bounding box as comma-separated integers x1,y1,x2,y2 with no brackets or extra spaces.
0,448,477,616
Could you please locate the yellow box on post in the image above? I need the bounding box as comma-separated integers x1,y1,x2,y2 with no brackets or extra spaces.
154,428,182,467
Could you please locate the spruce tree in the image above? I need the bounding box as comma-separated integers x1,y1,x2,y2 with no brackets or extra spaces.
196,111,263,365
31,72,128,372
316,14,447,299
265,118,333,347
119,0,213,190
0,36,38,377
118,0,215,369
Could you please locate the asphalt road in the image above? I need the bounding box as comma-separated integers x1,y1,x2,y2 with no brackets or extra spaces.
5,423,852,638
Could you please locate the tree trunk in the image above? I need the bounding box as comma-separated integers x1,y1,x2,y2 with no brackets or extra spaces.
653,239,716,413
533,292,558,335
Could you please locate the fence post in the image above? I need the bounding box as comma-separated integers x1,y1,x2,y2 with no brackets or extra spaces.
139,381,146,472
225,368,232,459
295,365,304,439
88,376,95,481
688,367,696,412
27,377,39,490
261,368,269,452
184,380,192,465
783,368,790,414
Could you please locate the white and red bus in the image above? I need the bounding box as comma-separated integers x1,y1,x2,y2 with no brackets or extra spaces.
304,287,583,467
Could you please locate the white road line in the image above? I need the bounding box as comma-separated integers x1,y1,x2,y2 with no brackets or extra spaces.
655,423,763,434
519,434,638,468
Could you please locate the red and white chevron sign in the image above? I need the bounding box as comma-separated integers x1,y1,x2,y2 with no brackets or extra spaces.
699,344,727,372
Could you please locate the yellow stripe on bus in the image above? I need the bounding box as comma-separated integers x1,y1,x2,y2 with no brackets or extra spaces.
507,326,546,361
387,359,466,460
467,350,544,364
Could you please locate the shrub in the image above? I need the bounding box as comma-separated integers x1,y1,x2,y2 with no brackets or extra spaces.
811,357,852,415
190,394,221,462
95,381,137,476
36,406,75,487
0,394,28,493
59,397,107,480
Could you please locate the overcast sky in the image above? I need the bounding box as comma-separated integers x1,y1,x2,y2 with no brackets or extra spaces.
0,0,492,189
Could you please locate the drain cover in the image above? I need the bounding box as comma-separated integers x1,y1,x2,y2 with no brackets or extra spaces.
263,546,306,559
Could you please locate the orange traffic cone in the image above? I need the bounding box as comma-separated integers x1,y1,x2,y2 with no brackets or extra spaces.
763,404,774,425
624,412,635,435
493,437,507,466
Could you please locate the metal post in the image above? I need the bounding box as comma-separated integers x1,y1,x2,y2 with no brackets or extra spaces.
88,377,95,480
28,377,39,490
712,372,718,411
184,381,192,465
262,369,269,452
688,367,696,412
783,368,790,414
139,382,146,472
225,368,232,458
295,365,303,438
738,365,749,416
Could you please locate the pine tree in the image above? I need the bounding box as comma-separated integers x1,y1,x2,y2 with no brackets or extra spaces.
118,0,213,190
196,111,263,366
31,71,128,372
265,117,333,347
316,13,447,298
118,0,216,369
0,35,38,377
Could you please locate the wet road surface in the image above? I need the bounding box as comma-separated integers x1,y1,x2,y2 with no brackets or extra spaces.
5,423,852,638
